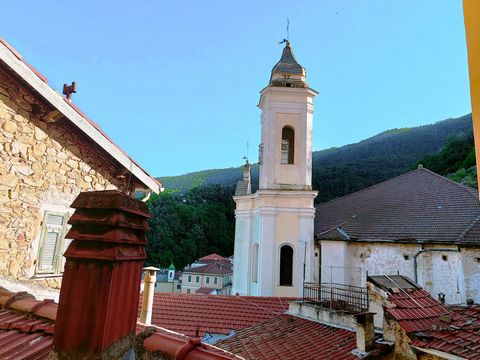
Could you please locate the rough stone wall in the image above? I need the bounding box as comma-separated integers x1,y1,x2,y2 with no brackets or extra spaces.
0,68,130,283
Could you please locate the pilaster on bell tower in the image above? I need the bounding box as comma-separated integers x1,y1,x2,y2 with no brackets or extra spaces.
232,41,318,298
258,41,318,190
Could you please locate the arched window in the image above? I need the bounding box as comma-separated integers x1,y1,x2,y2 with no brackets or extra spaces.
252,243,259,283
279,245,294,286
281,126,294,164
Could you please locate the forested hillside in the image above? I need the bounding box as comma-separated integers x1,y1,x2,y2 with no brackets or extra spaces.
146,114,474,269
159,114,472,202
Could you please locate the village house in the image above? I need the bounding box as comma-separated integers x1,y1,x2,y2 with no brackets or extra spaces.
152,263,182,293
181,254,233,294
0,37,160,287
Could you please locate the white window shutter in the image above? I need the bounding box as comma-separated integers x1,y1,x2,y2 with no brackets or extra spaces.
39,230,59,271
37,211,67,274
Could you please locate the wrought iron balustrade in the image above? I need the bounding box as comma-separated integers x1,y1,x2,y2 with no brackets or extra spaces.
303,282,369,314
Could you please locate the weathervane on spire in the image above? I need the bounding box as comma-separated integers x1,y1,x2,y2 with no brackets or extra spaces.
279,18,290,44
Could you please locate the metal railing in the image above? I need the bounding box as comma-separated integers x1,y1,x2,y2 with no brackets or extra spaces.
303,282,369,314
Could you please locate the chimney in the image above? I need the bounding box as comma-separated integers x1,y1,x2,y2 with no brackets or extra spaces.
354,312,375,353
51,190,150,359
140,266,159,325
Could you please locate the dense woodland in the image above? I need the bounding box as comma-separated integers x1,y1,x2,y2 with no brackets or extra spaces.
145,114,476,269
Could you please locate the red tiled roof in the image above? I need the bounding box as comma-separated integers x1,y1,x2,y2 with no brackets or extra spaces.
0,311,54,360
184,261,232,275
137,324,241,360
199,253,226,262
386,289,480,359
0,288,57,360
149,293,292,337
216,314,358,360
315,168,480,245
386,289,450,333
0,286,242,360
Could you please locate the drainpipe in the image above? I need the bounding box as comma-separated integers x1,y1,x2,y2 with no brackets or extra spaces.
141,266,160,325
413,248,460,283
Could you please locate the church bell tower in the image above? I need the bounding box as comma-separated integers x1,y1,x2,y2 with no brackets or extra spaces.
232,41,318,297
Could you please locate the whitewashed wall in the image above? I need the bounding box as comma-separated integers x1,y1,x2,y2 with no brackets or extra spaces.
320,240,479,304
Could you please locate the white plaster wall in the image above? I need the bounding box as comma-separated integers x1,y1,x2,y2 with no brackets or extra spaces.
258,212,276,295
461,248,480,303
322,241,475,305
347,243,419,286
320,241,349,284
430,251,464,304
231,213,251,295
258,87,316,191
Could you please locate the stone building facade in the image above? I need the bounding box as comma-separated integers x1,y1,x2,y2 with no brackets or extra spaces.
0,37,159,286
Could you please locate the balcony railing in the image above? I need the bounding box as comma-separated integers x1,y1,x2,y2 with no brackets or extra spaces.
303,282,369,314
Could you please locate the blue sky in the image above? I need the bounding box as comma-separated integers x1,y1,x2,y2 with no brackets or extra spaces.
1,1,471,176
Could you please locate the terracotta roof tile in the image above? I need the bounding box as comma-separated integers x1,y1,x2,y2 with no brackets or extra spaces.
148,293,292,337
0,310,54,360
315,168,480,245
198,253,226,262
216,314,358,360
386,289,480,359
142,329,240,359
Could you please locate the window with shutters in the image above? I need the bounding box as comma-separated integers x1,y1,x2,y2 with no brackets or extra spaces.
36,211,70,275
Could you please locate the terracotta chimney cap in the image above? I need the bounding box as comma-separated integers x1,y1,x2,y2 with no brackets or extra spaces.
70,190,151,218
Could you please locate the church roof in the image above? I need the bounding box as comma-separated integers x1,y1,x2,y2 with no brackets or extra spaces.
315,168,480,245
271,41,305,77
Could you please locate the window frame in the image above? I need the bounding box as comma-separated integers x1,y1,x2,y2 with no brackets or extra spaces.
279,244,294,286
280,126,295,165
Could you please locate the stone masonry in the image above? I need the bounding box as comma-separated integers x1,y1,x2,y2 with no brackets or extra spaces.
0,67,132,286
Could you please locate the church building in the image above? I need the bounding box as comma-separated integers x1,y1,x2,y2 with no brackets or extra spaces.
232,42,318,297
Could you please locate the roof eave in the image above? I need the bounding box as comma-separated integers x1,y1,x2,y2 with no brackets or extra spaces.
0,39,160,194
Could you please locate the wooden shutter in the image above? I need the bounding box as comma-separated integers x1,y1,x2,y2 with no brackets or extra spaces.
37,212,66,274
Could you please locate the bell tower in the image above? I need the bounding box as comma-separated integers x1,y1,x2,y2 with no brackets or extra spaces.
258,41,317,190
233,41,318,297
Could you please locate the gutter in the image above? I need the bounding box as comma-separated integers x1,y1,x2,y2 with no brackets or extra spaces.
413,248,460,283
